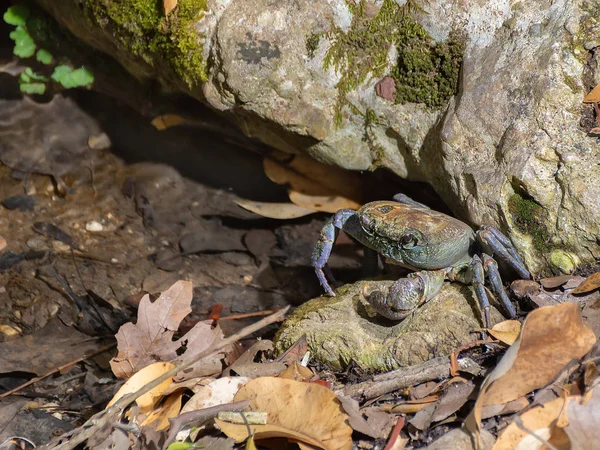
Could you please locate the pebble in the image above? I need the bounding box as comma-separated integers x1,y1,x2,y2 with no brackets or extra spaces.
86,221,104,232
52,240,71,252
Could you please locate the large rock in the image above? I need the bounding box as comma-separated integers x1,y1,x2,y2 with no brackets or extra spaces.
34,0,600,274
273,280,503,371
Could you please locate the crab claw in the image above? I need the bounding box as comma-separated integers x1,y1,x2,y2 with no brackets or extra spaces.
362,276,425,320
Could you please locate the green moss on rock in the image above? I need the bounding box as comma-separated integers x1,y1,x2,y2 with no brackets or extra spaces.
508,193,551,253
324,0,464,124
82,0,208,86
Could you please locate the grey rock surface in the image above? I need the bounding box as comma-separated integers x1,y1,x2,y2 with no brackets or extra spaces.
34,0,600,274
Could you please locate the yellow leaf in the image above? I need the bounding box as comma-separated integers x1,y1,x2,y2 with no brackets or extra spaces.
107,362,175,415
141,391,183,430
571,271,600,294
488,320,521,346
235,199,315,219
288,190,361,213
216,377,352,450
151,114,188,130
163,0,177,15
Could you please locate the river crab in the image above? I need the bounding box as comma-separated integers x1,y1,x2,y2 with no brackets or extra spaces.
311,194,531,327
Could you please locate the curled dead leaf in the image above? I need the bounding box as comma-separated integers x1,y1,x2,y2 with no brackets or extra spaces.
488,320,521,346
215,377,352,450
235,199,315,219
107,362,175,415
572,272,600,295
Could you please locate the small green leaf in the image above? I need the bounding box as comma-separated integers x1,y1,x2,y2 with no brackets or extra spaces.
3,4,30,26
36,49,53,65
19,82,46,95
51,65,94,89
20,72,31,83
23,67,48,81
9,26,36,58
166,443,194,450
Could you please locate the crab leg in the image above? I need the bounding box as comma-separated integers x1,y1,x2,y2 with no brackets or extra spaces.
392,193,430,209
477,227,530,279
482,254,517,318
469,255,492,329
311,209,356,296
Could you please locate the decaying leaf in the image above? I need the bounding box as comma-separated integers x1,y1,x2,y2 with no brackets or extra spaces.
107,362,175,415
563,386,600,448
263,151,362,213
181,377,250,414
492,396,570,450
141,391,183,430
488,320,521,346
163,0,177,15
540,275,574,290
215,377,352,450
151,114,189,130
572,272,600,295
235,199,315,219
467,303,596,445
110,280,225,379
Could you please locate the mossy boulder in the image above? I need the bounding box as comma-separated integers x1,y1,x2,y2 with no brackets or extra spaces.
33,0,600,275
274,280,503,371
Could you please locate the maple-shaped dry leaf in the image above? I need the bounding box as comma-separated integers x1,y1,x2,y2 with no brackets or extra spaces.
110,280,224,379
215,377,352,450
466,303,596,447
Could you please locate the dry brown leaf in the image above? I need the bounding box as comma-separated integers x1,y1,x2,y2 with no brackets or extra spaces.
583,84,600,103
163,0,177,15
141,391,183,430
278,361,314,381
467,303,596,446
492,396,571,450
288,190,361,213
488,320,521,346
263,152,362,213
107,362,175,415
480,396,529,420
215,377,352,450
572,272,600,295
563,386,600,449
540,275,574,289
110,280,224,379
235,199,315,219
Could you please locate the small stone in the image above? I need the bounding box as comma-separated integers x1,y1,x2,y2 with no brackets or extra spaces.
0,324,21,336
584,41,600,51
88,132,111,149
26,238,47,250
243,274,253,284
52,240,70,252
85,221,104,232
375,76,396,101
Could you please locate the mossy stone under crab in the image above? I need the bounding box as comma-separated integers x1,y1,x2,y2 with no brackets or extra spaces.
311,194,531,327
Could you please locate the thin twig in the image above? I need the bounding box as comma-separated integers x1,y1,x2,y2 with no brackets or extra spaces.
42,306,289,450
0,342,116,400
218,310,277,321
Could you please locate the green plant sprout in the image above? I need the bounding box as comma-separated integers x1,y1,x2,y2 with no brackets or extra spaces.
3,3,94,94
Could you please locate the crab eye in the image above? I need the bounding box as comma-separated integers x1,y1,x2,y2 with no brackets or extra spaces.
400,233,417,248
